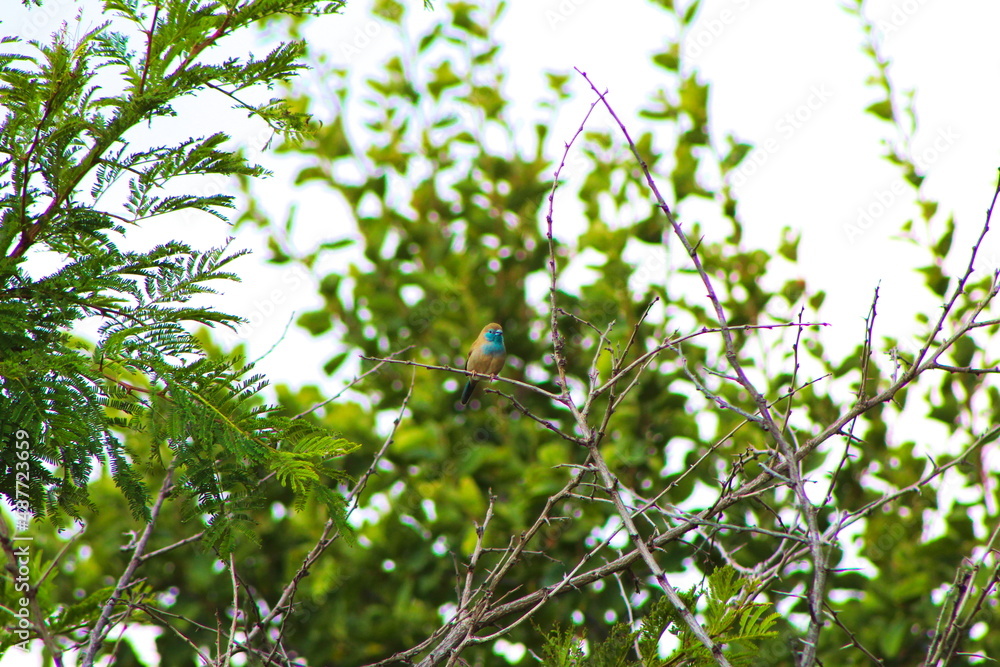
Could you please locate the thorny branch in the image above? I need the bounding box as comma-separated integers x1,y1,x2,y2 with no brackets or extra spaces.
381,79,1000,667
56,66,1000,667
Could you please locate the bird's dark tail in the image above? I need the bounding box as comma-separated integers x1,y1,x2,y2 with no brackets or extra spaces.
460,379,477,405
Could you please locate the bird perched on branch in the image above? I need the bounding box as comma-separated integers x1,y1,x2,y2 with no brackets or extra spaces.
461,323,506,405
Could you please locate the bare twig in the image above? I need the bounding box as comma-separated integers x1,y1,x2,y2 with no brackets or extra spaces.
247,370,418,647
294,347,414,419
81,462,177,667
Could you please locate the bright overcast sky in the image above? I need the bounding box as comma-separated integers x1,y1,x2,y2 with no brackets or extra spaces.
3,0,1000,664
237,0,1000,403
5,0,999,396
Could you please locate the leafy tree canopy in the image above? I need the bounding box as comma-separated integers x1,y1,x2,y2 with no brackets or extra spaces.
2,1,999,666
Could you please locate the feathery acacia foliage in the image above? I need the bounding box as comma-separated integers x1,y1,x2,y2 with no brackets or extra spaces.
1,2,361,663
0,0,350,544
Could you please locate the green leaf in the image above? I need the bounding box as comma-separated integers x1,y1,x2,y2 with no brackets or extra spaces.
932,215,954,258
917,264,949,297
866,99,894,121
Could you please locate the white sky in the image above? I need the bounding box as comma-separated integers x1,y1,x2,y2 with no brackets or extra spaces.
5,0,999,393
3,0,1000,664
201,0,1000,397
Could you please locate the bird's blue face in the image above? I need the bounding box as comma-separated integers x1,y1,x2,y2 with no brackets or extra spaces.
481,327,505,356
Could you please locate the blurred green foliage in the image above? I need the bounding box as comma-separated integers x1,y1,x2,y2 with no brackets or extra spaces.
4,0,999,666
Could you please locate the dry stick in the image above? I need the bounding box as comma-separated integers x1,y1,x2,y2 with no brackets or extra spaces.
700,523,794,579
794,188,1000,467
481,473,587,593
594,321,827,401
826,422,1000,570
135,596,302,667
503,392,584,443
586,320,618,400
139,532,204,562
608,567,645,664
459,495,496,613
81,461,177,667
676,349,762,425
660,509,811,546
929,564,978,664
581,320,736,661
223,552,240,667
408,469,596,667
246,371,416,648
928,362,1000,375
771,425,827,660
824,602,884,665
544,92,602,420
123,603,214,663
614,299,659,377
779,307,807,433
643,371,823,517
583,300,657,417
579,299,647,409
582,439,732,667
398,401,999,667
822,288,880,513
361,356,559,402
409,455,802,665
950,565,1000,661
925,517,1000,665
457,503,640,647
472,465,784,637
573,68,836,665
440,495,499,667
33,524,84,591
135,596,301,667
294,348,413,419
539,75,732,666
103,621,132,667
857,284,881,405
912,173,1000,372
639,73,998,661
348,369,419,511
574,70,787,459
825,285,881,507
